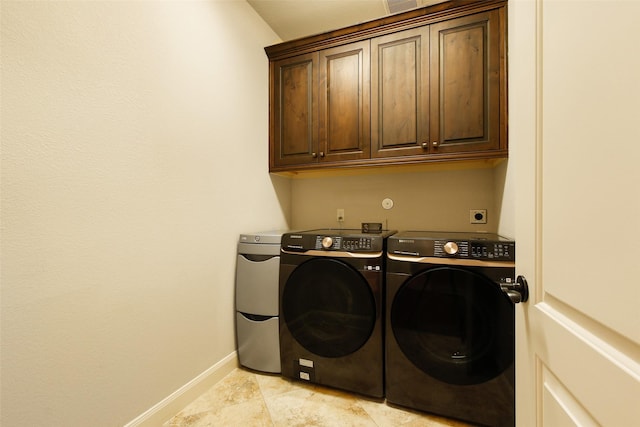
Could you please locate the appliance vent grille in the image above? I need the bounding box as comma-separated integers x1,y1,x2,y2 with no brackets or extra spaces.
386,0,448,15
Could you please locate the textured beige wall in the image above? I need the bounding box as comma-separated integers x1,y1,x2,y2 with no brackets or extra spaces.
0,1,288,425
291,165,509,235
495,160,515,238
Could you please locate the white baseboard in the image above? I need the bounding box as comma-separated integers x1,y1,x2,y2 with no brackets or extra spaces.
124,352,238,427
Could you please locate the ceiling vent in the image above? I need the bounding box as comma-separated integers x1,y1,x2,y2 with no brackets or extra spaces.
386,0,448,15
386,0,418,14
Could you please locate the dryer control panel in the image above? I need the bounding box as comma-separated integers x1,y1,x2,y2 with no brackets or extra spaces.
470,241,514,260
433,240,514,261
388,231,515,262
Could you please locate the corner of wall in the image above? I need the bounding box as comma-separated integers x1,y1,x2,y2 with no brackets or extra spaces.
124,352,239,427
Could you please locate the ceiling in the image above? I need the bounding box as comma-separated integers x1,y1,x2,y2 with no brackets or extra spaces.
247,0,447,42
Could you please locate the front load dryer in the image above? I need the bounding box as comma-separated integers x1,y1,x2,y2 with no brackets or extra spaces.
385,231,523,427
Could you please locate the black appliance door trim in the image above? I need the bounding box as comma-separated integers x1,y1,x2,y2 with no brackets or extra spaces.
388,253,515,267
282,257,376,358
390,265,514,385
283,249,383,258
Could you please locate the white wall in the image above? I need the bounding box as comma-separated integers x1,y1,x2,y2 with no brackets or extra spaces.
0,1,288,425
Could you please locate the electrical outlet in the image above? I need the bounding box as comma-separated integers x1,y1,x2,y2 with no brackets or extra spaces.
470,209,487,224
337,208,345,222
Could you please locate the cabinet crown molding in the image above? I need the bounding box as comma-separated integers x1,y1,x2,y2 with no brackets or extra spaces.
265,0,507,60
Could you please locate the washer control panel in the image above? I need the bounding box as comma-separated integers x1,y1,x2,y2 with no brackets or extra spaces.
282,229,396,254
315,236,374,251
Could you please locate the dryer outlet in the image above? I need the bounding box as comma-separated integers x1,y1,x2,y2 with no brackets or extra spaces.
470,209,487,224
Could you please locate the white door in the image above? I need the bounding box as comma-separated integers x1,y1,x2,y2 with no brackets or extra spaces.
510,1,640,425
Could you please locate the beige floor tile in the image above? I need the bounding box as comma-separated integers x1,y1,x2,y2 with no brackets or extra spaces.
167,368,472,427
264,382,377,427
166,368,264,425
255,371,317,398
358,399,470,427
166,398,272,427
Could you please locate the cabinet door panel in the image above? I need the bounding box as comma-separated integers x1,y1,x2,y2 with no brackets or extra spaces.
319,41,370,162
442,25,485,141
430,9,503,154
371,27,429,158
271,53,318,167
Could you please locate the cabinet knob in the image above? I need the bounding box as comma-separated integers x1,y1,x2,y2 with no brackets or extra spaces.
312,152,317,158
320,151,325,157
432,141,439,147
421,142,428,149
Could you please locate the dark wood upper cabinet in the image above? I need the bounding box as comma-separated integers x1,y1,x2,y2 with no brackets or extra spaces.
319,41,371,163
270,53,318,168
266,0,507,173
429,8,505,156
371,26,430,159
271,41,370,168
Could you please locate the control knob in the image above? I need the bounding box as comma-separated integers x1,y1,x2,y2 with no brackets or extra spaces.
444,241,459,255
321,236,333,249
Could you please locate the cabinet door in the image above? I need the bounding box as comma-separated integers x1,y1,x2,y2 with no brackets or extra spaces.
270,53,319,168
371,27,430,158
429,9,505,155
319,41,371,163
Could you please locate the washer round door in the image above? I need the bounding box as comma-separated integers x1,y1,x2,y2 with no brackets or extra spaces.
282,258,376,358
391,266,514,385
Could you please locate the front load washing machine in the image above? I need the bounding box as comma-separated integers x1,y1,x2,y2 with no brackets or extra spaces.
386,231,524,427
279,229,396,398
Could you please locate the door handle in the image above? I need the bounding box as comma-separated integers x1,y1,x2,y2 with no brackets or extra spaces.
500,275,529,304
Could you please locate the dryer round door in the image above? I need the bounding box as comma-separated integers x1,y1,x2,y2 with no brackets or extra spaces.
282,258,376,358
390,266,514,385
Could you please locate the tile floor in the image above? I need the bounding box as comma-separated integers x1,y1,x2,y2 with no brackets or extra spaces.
165,367,472,427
